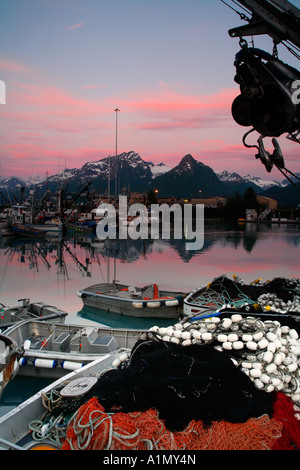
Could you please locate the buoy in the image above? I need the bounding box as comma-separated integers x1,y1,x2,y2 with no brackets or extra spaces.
242,334,253,342
222,318,232,329
257,338,269,349
192,331,201,340
147,301,160,308
23,340,31,350
202,332,212,341
227,333,238,342
181,331,191,340
263,351,273,363
132,302,143,308
62,361,83,370
232,341,243,350
250,368,262,378
33,359,56,369
246,341,257,351
158,327,167,336
165,299,179,307
217,334,228,343
231,314,242,322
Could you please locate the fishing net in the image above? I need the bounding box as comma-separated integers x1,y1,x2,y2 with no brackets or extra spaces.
272,392,300,450
189,275,300,320
62,397,282,450
84,340,274,431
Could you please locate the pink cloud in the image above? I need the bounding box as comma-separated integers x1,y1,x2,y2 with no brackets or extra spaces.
10,83,106,115
0,59,31,73
115,84,237,131
64,22,85,31
3,72,296,180
80,84,108,90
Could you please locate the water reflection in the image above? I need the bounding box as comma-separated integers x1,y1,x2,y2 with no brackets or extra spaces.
0,221,299,327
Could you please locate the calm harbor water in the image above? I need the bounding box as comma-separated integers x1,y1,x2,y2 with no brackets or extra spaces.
0,220,299,413
0,220,299,328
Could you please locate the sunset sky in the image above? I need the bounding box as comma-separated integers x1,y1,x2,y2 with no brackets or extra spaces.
0,0,299,181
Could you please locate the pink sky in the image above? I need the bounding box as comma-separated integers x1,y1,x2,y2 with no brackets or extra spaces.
1,62,298,181
1,0,299,182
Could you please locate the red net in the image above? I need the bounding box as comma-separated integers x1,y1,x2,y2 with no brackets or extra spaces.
62,396,285,451
271,392,300,450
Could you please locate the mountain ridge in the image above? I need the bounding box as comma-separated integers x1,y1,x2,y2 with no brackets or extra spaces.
1,151,299,206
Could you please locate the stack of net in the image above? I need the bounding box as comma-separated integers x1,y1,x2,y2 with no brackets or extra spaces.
83,340,274,430
190,275,300,318
62,397,282,451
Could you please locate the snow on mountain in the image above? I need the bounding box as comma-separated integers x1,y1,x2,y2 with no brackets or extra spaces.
217,170,282,190
150,162,171,178
242,174,282,190
217,170,245,184
2,152,296,204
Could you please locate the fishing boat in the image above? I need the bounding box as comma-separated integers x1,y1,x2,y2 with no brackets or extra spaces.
28,219,63,235
65,220,97,234
0,310,299,450
0,298,68,330
77,282,186,319
8,221,46,238
3,319,145,379
0,218,9,231
0,351,129,450
183,275,300,322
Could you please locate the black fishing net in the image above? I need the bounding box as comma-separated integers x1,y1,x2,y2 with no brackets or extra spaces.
87,338,274,432
208,275,300,305
192,276,300,330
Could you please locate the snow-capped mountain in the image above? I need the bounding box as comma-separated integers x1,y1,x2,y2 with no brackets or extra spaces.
152,154,226,197
1,151,298,206
217,170,282,191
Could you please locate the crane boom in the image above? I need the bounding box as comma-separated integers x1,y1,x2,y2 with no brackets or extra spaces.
228,0,300,49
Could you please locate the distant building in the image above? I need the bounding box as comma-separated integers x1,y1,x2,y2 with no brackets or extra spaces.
246,209,258,221
153,196,227,208
256,195,277,210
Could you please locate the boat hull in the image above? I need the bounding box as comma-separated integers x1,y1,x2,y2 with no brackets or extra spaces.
0,301,68,330
9,222,46,237
4,320,145,379
0,352,127,449
78,282,185,319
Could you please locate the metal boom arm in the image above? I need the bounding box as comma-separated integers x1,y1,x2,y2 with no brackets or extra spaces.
228,0,300,49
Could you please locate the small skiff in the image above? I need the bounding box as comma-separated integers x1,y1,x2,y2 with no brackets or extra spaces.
0,299,68,330
0,352,129,449
78,282,186,319
3,319,145,379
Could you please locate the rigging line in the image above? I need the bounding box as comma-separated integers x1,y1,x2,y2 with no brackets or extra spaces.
282,166,300,182
231,0,251,16
285,39,300,54
274,164,300,193
219,0,250,21
282,41,300,61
